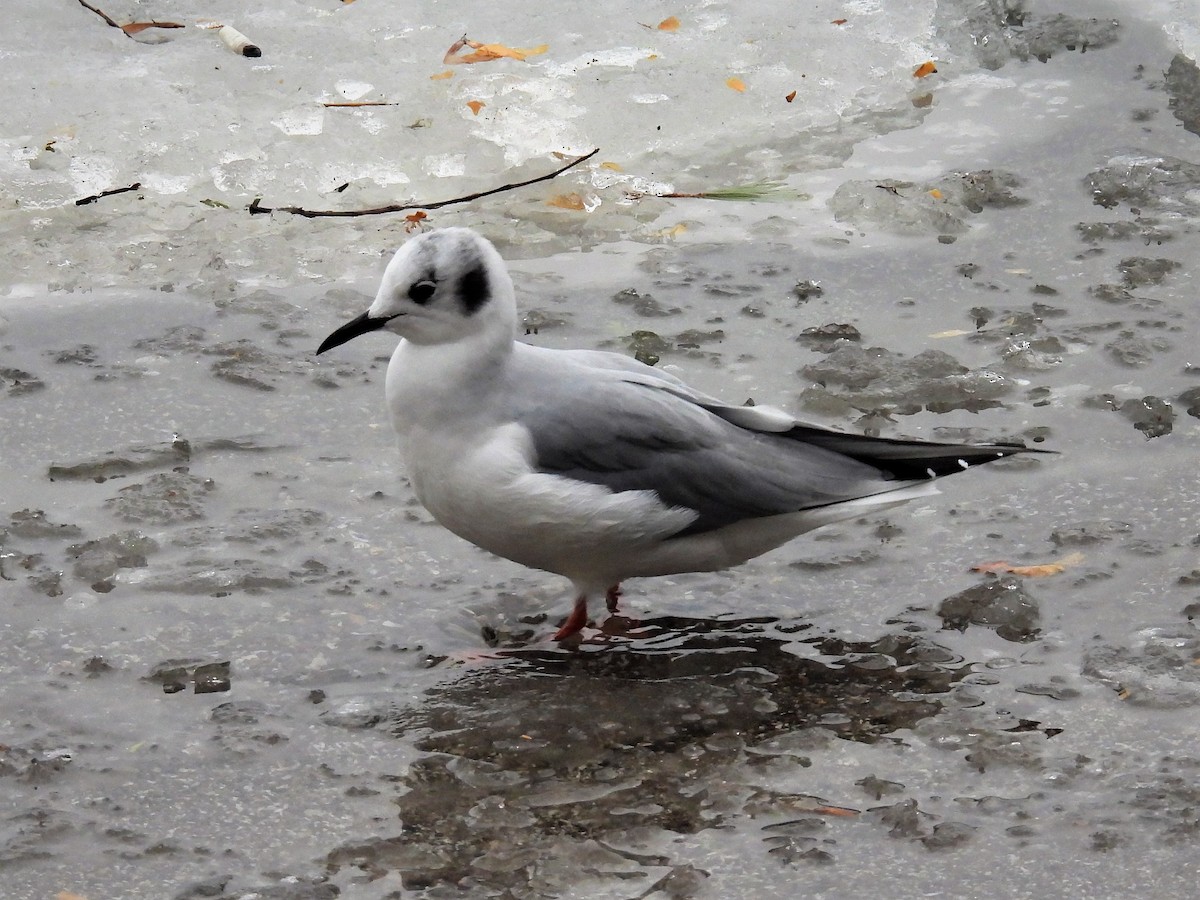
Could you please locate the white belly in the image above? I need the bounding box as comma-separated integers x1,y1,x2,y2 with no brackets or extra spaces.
401,421,695,585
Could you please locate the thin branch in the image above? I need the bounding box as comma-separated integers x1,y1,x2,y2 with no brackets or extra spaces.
248,148,600,218
322,101,403,108
76,0,127,33
76,182,141,206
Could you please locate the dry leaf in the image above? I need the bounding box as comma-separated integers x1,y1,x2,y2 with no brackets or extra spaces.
785,90,797,102
928,188,943,199
831,18,848,25
726,77,747,93
913,60,938,78
444,36,548,65
547,193,585,210
971,552,1084,577
600,161,623,171
658,16,680,31
466,100,485,115
122,21,184,34
404,211,428,233
429,70,455,80
652,223,688,239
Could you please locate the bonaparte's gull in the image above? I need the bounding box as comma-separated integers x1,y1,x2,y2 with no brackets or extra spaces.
318,228,1046,640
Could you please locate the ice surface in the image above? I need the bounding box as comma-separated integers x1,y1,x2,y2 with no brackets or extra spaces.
2,0,954,288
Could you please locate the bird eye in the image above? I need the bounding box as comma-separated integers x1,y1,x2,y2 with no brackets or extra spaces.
408,280,437,304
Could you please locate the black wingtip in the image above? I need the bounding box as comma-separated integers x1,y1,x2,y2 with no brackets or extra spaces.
316,311,394,354
782,425,1054,480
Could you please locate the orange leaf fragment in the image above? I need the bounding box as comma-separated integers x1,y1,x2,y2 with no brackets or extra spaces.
466,100,485,115
653,223,688,239
831,18,848,25
547,193,586,210
429,70,455,80
658,16,681,31
971,552,1084,578
121,21,185,34
600,161,623,171
1009,563,1068,577
913,60,938,78
404,211,428,233
928,188,943,199
444,36,548,65
785,90,797,103
726,77,747,93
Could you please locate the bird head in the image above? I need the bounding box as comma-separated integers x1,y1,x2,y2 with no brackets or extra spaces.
317,227,516,353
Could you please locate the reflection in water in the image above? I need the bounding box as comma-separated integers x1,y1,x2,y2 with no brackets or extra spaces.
325,616,967,893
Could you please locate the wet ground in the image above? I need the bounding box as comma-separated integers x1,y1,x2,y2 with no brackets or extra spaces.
4,2,1200,898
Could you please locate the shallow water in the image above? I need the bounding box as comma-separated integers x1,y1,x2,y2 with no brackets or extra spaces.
4,1,1200,898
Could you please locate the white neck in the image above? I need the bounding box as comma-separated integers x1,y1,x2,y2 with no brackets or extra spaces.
385,324,516,436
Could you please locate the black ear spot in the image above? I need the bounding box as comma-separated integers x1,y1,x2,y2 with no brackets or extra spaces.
458,264,491,315
408,280,437,305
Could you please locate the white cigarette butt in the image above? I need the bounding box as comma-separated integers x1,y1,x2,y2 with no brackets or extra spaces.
218,25,262,57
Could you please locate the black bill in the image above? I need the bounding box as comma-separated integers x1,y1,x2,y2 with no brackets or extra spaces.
316,311,396,354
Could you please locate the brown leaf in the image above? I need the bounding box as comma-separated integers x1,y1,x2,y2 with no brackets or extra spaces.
657,16,681,31
913,60,938,78
466,100,485,115
785,90,797,102
726,76,747,92
121,21,185,34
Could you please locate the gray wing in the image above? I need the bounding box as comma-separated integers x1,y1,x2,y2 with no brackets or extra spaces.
505,349,911,536
505,345,1044,538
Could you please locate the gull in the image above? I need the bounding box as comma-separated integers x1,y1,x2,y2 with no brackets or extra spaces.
318,228,1045,641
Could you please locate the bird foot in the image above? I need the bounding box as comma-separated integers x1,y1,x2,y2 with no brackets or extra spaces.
605,583,622,613
553,595,590,641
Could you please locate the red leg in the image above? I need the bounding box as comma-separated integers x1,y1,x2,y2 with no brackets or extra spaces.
605,583,622,613
553,595,589,641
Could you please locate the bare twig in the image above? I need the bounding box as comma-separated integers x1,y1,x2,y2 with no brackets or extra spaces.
76,0,127,33
248,148,600,218
323,101,403,108
75,182,141,206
